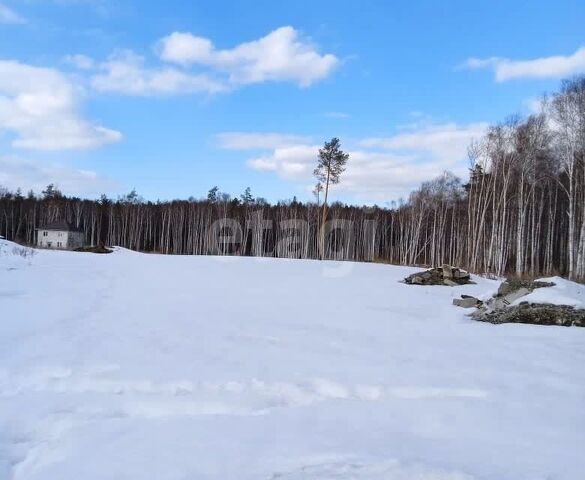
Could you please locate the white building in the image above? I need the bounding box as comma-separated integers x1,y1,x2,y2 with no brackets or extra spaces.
36,220,85,250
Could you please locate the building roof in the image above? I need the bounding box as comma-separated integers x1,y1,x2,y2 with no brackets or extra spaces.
36,220,82,232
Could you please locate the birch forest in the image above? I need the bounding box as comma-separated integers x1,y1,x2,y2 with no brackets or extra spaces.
1,77,584,280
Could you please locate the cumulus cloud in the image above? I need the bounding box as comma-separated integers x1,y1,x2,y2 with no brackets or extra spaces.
69,26,337,97
341,151,447,201
463,46,585,81
90,50,227,96
158,32,213,67
157,26,338,87
0,60,122,150
0,155,117,195
219,122,487,203
0,3,25,24
247,144,318,179
244,143,439,202
361,122,488,163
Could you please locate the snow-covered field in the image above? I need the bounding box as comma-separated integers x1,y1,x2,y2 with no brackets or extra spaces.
1,239,584,480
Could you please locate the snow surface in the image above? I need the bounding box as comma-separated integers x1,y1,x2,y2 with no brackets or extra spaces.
510,276,585,309
1,239,584,480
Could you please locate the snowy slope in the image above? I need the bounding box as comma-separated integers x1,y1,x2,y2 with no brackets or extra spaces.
1,239,584,480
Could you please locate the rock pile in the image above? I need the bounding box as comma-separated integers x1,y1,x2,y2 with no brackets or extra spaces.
453,278,555,310
471,303,585,327
452,277,585,328
404,264,473,286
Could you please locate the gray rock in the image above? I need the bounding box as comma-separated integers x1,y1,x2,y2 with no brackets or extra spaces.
485,288,530,312
502,287,531,305
497,279,556,297
488,297,506,311
453,269,470,280
497,282,515,297
484,287,532,311
442,264,453,279
453,296,480,308
443,278,458,287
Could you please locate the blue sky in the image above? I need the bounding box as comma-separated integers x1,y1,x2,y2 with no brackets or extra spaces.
0,0,584,205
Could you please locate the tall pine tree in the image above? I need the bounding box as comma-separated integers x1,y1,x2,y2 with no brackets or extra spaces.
314,138,349,258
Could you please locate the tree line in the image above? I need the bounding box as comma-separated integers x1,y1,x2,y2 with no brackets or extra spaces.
1,77,583,280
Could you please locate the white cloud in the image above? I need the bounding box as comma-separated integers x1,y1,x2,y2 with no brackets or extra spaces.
216,132,309,150
64,54,96,70
0,3,25,24
220,122,487,203
0,60,122,150
72,26,337,97
463,46,585,81
243,143,441,202
158,32,213,67
341,151,445,202
0,155,117,195
361,122,488,163
91,50,227,96
247,144,318,179
158,26,338,87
